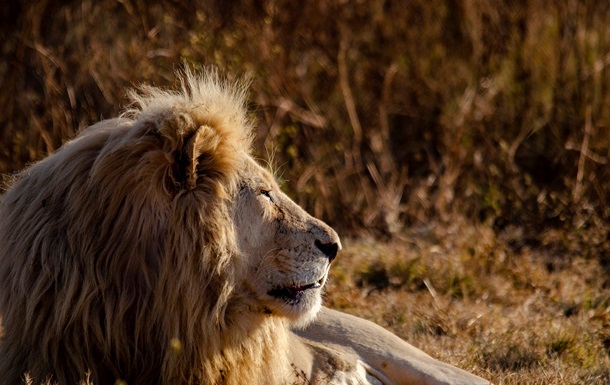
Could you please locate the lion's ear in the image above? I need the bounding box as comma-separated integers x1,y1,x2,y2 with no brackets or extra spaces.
158,110,242,194
184,127,207,190
176,121,239,195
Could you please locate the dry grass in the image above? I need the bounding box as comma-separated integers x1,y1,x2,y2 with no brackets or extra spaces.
325,221,610,384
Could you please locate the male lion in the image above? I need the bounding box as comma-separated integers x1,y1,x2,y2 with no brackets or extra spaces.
0,68,488,385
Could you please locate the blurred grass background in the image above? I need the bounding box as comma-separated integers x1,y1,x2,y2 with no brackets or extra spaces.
2,1,610,240
1,1,609,383
0,0,610,241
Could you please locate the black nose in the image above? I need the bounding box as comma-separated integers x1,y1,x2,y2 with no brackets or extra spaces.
315,240,339,262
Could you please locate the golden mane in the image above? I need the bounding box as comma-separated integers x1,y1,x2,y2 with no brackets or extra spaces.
0,69,288,385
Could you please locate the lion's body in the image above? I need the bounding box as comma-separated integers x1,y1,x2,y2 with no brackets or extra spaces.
0,69,488,385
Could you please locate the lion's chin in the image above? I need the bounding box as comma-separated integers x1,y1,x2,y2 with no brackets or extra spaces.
280,294,322,328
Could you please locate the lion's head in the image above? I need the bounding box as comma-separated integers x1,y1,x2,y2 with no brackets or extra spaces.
235,157,340,325
0,69,339,385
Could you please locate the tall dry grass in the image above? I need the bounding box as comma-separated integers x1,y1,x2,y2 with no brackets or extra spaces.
2,1,610,238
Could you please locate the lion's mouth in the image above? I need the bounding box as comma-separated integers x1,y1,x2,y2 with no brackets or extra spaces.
268,277,324,302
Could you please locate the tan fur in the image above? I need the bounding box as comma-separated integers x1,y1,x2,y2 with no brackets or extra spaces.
0,68,340,385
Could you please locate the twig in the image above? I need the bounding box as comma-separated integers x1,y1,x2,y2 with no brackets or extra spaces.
423,278,441,309
572,106,592,203
338,37,362,167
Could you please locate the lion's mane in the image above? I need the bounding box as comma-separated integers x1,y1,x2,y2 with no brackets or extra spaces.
0,70,290,385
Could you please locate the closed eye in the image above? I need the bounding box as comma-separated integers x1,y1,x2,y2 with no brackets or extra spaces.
259,188,273,202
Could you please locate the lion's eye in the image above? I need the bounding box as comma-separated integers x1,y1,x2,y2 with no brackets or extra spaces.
259,188,273,202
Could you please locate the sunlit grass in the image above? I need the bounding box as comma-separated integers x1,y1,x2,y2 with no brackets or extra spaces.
325,220,610,384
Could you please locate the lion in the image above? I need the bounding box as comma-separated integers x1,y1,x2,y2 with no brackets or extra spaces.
0,68,488,385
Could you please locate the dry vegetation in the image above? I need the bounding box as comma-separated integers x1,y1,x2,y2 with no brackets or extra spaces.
1,0,609,384
327,223,609,384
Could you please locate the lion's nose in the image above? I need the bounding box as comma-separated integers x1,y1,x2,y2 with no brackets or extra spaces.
315,239,339,263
